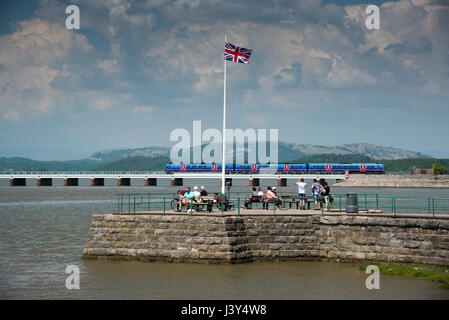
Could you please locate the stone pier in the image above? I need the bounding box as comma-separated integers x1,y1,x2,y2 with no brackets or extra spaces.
117,178,131,186
9,178,26,186
90,178,105,186
170,178,183,187
277,178,287,187
144,178,157,186
37,178,52,186
64,178,79,186
249,178,260,187
83,213,449,265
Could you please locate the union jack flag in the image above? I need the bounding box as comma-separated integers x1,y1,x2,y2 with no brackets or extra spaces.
224,41,253,64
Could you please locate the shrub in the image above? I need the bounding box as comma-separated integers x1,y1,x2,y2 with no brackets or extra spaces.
432,163,448,175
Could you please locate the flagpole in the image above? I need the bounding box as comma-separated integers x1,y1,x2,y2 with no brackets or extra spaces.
221,35,227,196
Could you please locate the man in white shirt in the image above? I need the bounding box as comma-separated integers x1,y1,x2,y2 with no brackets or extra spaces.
295,178,307,210
192,186,201,198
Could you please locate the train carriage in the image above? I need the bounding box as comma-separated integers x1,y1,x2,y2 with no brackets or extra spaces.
235,164,252,173
277,164,307,173
166,163,383,174
308,163,384,174
257,164,278,173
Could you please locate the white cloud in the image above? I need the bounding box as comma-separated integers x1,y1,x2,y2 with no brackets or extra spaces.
1,0,448,123
132,106,154,114
173,0,200,9
91,97,115,111
96,59,120,74
0,18,92,120
326,59,377,88
0,18,91,68
3,110,19,120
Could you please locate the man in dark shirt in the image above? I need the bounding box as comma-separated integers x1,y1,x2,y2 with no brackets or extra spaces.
200,186,208,196
312,179,322,210
322,182,331,211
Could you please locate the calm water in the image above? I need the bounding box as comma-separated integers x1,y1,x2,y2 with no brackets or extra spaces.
0,181,448,299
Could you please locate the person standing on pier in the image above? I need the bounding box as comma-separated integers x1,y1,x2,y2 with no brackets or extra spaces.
312,179,322,210
295,178,307,210
321,182,331,212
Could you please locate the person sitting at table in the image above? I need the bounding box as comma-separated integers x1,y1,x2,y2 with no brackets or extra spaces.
193,186,201,198
182,187,194,212
243,187,259,209
200,186,208,196
266,186,282,210
177,187,189,210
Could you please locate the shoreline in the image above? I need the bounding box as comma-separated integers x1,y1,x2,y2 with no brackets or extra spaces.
333,174,449,189
358,263,449,290
334,185,449,189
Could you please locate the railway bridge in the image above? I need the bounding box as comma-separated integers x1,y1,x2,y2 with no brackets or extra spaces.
0,171,347,187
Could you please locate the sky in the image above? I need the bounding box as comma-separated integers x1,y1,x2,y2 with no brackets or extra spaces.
0,0,448,160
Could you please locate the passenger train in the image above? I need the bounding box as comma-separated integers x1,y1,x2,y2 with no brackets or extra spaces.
165,163,384,174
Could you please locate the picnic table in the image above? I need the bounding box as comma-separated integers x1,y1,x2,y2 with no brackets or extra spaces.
171,195,234,212
243,194,316,210
280,195,315,209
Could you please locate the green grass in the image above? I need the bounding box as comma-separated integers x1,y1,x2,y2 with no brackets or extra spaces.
358,263,449,290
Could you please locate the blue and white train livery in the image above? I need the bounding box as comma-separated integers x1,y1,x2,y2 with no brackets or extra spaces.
165,163,384,174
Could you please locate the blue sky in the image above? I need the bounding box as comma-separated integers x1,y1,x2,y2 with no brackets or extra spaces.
0,0,448,160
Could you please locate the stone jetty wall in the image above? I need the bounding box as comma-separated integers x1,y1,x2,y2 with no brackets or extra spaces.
83,214,449,265
333,174,449,188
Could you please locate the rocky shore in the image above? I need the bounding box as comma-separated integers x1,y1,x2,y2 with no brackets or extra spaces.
334,174,449,188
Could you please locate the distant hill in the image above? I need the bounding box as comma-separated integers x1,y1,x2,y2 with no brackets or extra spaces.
89,142,428,163
93,156,169,171
0,157,98,171
382,158,449,173
0,142,432,171
293,154,376,163
290,155,448,173
282,142,429,160
89,147,170,162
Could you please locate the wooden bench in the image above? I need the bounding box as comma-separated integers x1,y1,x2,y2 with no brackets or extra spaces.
279,196,315,209
262,196,283,210
188,196,234,212
244,195,303,210
242,195,277,209
243,195,263,208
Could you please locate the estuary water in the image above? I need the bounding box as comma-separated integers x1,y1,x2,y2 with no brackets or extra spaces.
0,180,448,299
